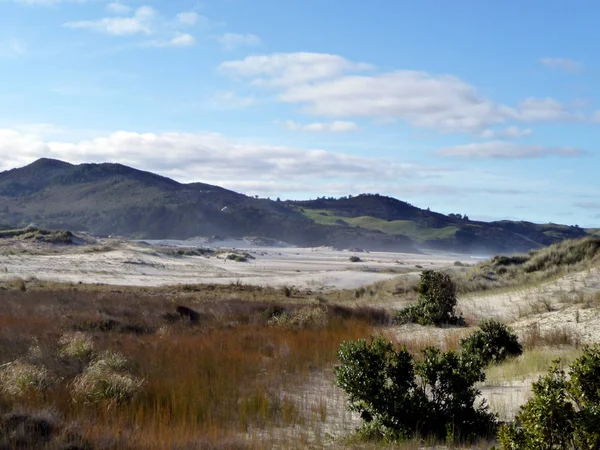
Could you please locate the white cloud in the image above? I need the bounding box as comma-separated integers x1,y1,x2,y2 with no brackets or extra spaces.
592,111,600,123
106,2,131,15
147,33,196,48
221,52,586,134
64,6,156,36
479,126,532,139
539,57,583,73
176,12,200,26
0,38,27,58
516,97,583,122
217,33,261,51
12,0,90,5
0,129,443,187
219,52,372,86
214,91,255,108
280,120,358,133
436,141,586,159
279,71,510,133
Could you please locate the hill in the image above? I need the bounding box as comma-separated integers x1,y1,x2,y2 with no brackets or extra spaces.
287,195,587,253
0,159,416,252
0,159,589,254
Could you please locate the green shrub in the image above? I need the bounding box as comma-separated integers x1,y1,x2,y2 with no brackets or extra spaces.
460,319,523,365
334,336,496,443
397,270,465,326
498,344,600,449
349,256,362,263
497,365,575,449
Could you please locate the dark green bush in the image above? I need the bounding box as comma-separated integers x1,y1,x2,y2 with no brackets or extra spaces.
334,336,496,443
498,344,600,449
397,270,465,326
460,319,523,365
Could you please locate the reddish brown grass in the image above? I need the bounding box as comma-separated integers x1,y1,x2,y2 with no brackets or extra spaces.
0,285,379,449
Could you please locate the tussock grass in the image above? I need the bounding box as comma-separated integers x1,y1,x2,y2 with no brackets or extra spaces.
71,355,144,405
0,285,383,448
522,323,582,349
0,361,54,399
58,332,95,361
454,236,600,294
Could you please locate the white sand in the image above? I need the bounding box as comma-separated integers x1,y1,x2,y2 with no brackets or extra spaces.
0,239,470,290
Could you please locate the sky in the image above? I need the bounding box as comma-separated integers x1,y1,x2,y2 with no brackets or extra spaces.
1,0,599,226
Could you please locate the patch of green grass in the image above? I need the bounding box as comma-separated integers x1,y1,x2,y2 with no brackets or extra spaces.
298,208,458,242
484,348,580,385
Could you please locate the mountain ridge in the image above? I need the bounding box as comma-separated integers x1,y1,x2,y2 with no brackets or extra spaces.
0,159,588,254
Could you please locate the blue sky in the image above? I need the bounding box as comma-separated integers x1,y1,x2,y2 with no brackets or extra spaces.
1,0,599,226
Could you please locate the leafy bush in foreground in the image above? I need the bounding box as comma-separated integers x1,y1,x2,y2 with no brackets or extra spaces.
397,270,465,326
498,344,600,449
460,319,523,365
334,336,496,442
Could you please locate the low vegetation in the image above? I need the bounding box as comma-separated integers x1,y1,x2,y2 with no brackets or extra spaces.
334,337,496,443
0,284,389,448
460,319,523,365
1,232,600,448
397,270,466,326
455,236,600,293
0,226,74,244
498,344,600,449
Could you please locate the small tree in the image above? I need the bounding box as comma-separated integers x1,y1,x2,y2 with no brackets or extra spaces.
397,271,465,326
334,337,496,442
460,319,523,365
498,344,600,449
497,365,575,449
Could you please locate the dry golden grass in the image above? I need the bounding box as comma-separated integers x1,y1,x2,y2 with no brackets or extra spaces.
0,284,385,449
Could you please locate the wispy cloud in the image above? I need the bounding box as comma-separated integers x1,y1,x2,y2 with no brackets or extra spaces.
146,34,196,48
12,0,91,5
214,91,255,108
479,126,532,139
63,5,201,48
575,201,600,210
0,38,27,58
220,52,586,134
516,97,583,122
217,33,261,51
436,141,586,159
0,128,447,188
106,2,131,15
539,57,583,73
64,6,156,36
279,120,358,133
176,12,200,26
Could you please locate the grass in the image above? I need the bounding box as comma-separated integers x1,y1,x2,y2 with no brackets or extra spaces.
0,285,386,449
1,234,598,447
0,226,74,244
484,348,580,385
298,208,458,242
453,236,600,294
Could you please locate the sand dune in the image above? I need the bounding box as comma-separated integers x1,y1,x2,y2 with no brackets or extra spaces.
0,238,469,290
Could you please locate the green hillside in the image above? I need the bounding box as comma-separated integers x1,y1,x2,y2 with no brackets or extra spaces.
298,208,458,242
